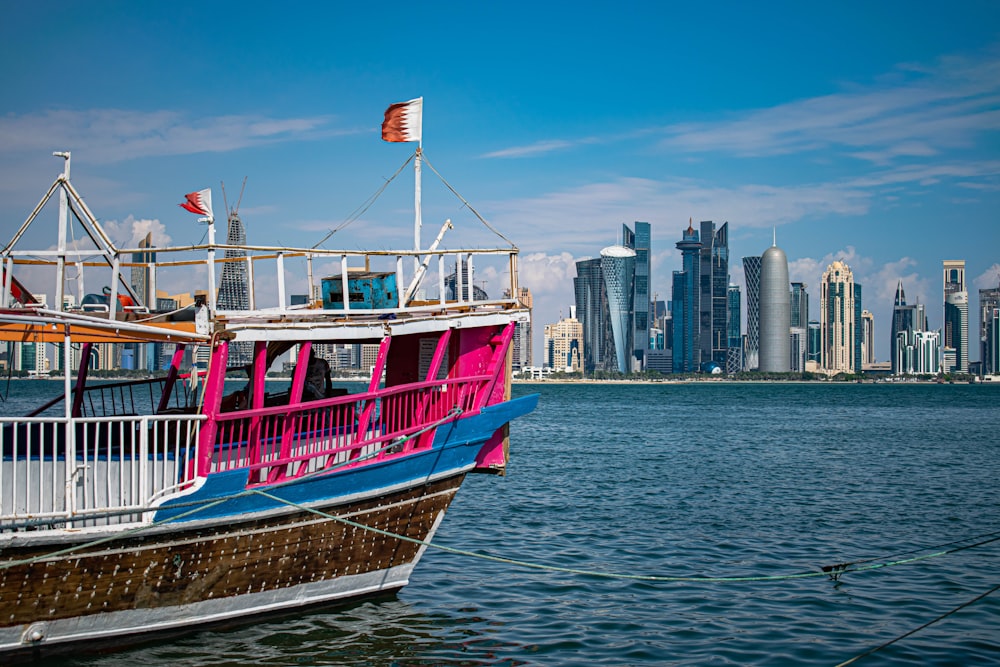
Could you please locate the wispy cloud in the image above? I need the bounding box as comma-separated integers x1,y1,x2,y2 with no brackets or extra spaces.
489,176,872,255
481,140,575,159
0,109,349,164
658,49,1000,162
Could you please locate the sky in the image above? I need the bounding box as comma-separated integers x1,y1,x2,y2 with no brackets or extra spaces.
1,1,999,364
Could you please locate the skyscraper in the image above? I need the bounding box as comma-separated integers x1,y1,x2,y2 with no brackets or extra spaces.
742,255,762,371
943,260,968,373
727,283,742,373
980,281,1000,375
790,282,808,372
698,221,730,368
573,257,609,374
891,280,910,375
130,232,155,308
790,282,809,329
672,221,701,373
543,306,583,372
820,260,857,374
601,245,637,374
622,221,651,371
217,211,252,366
504,287,533,370
861,309,875,366
759,243,790,373
854,283,864,372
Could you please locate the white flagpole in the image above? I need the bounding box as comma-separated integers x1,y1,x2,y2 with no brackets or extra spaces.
414,145,422,278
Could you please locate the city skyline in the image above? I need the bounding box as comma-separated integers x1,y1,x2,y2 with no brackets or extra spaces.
2,3,999,365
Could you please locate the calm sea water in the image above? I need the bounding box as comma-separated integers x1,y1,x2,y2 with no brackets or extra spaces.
6,380,1000,666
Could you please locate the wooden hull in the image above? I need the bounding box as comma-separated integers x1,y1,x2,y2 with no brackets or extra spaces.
0,473,465,654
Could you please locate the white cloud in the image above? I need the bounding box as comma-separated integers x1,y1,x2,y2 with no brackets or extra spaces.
974,264,1000,290
101,216,172,249
0,109,344,164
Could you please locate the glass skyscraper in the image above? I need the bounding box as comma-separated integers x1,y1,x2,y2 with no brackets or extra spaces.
601,245,637,374
217,211,252,367
727,283,742,373
742,255,761,371
980,283,1000,375
573,257,608,374
672,222,701,373
622,221,650,371
943,260,968,373
698,221,729,369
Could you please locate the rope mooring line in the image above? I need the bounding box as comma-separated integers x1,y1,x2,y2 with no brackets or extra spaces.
835,583,1000,666
249,489,1000,585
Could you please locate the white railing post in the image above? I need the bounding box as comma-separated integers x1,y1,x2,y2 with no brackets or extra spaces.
139,416,149,505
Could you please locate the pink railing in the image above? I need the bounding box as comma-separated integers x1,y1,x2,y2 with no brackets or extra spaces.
209,375,491,486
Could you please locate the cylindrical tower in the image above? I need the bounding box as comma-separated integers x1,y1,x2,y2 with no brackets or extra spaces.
759,244,790,372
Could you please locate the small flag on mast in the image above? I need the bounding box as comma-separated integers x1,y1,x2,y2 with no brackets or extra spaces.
381,97,423,143
179,189,214,222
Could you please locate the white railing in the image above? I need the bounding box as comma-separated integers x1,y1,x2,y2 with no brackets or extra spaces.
0,414,204,530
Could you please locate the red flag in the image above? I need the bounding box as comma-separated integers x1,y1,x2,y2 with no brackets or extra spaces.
179,189,213,220
381,97,423,143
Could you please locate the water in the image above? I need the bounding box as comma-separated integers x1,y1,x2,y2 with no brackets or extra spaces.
7,381,1000,665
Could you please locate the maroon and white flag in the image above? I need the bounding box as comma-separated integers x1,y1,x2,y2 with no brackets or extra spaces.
179,188,214,221
381,97,423,143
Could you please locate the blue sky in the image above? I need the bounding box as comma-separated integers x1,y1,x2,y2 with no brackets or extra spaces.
2,2,998,363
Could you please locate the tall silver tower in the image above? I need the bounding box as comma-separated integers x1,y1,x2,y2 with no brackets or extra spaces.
759,243,790,372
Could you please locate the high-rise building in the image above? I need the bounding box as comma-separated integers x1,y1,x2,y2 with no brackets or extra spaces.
673,221,701,373
543,306,583,372
622,221,651,371
790,282,808,329
854,284,864,372
742,255,762,371
698,221,729,369
985,307,1000,376
131,232,155,309
601,245,636,374
891,280,910,375
574,257,609,374
820,260,857,374
727,283,742,373
759,243,790,373
861,309,875,366
789,281,808,372
943,260,968,373
217,211,252,366
978,282,1000,375
896,328,941,375
807,321,821,364
504,287,533,370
